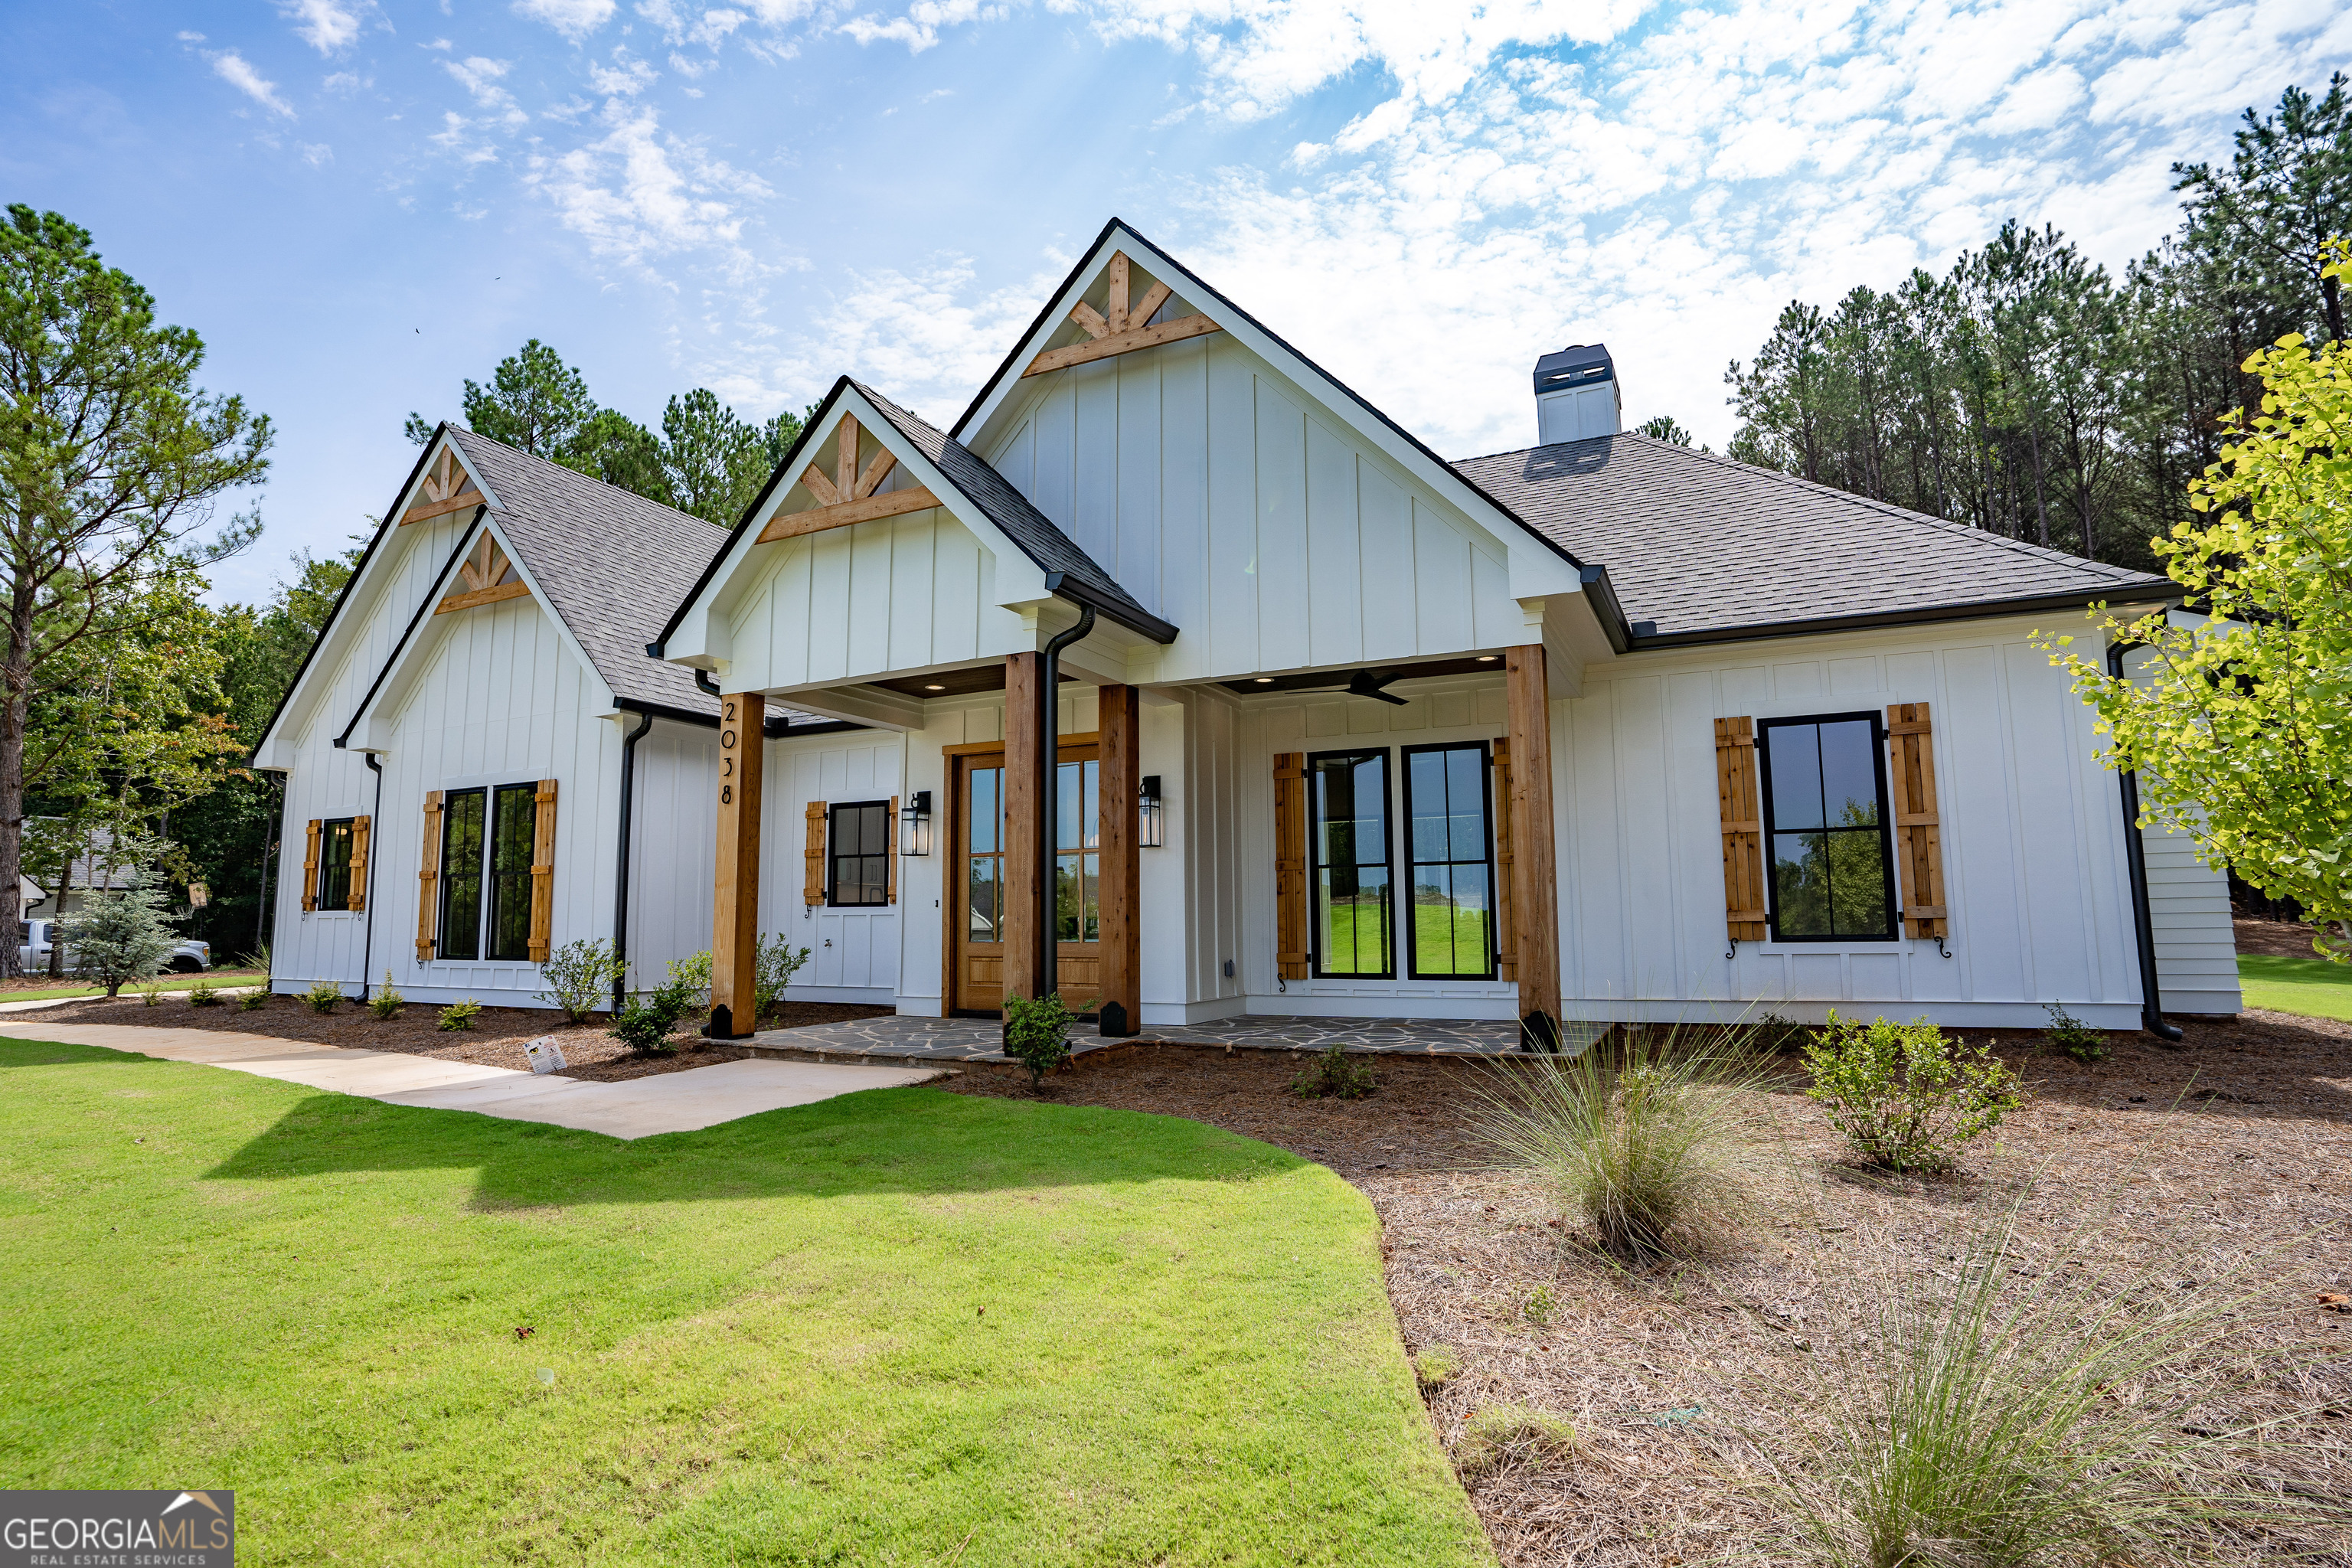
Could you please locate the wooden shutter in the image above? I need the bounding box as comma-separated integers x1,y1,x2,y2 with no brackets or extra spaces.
301,818,321,912
886,795,899,905
1274,753,1308,980
1715,718,1769,942
1491,740,1517,982
528,779,558,962
416,791,443,962
1886,703,1949,940
804,801,828,906
346,815,371,912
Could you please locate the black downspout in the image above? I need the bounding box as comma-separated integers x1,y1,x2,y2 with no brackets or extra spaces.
695,669,724,701
612,708,656,1009
2107,639,2184,1044
359,753,385,1001
1036,599,1096,1005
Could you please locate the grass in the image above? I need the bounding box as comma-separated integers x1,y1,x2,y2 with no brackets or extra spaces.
0,1037,1490,1567
0,969,266,1003
1319,903,1494,977
2237,953,2352,1023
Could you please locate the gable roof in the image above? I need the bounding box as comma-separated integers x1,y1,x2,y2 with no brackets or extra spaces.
1453,434,2177,646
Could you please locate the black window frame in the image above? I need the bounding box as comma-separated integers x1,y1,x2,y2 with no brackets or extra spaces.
1757,710,1900,944
827,799,892,908
1400,742,1499,981
1306,747,1396,981
318,817,356,912
435,782,541,962
485,785,539,962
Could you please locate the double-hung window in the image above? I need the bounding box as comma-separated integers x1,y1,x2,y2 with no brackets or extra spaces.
438,783,541,961
1308,750,1394,978
828,801,891,906
1402,743,1496,978
1758,713,1898,941
318,818,355,911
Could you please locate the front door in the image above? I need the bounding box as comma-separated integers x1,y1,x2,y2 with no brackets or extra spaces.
952,746,1100,1015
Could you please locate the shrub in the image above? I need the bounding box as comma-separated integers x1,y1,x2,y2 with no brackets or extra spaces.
1455,1405,1576,1478
2043,1001,2105,1063
536,939,625,1024
237,990,268,1012
1474,1020,1782,1257
1524,1284,1557,1326
137,982,164,1008
1292,1042,1377,1099
668,949,713,1011
302,980,344,1014
1414,1345,1462,1392
188,979,220,1008
1803,1011,2020,1174
753,933,812,1023
369,972,403,1020
609,976,697,1057
1002,991,1082,1088
61,876,182,998
437,998,482,1031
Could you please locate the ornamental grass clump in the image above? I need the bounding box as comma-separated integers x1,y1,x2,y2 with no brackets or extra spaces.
1803,1011,2020,1174
1473,1020,1783,1258
1453,1404,1576,1478
1754,1181,2350,1567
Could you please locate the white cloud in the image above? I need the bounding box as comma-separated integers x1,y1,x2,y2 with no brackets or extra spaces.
279,0,367,54
322,70,368,92
177,30,205,41
423,36,453,49
443,54,525,121
588,47,661,95
514,0,618,37
209,51,296,117
841,0,1004,52
300,142,335,164
525,100,775,276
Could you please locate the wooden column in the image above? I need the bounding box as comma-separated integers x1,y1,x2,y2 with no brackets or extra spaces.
1504,645,1563,1046
1001,652,1045,1006
710,691,765,1037
1097,682,1141,1034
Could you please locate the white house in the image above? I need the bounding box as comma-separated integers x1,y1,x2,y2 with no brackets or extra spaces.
255,219,2238,1041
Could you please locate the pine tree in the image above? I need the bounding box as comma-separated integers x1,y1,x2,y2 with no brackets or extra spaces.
62,874,183,998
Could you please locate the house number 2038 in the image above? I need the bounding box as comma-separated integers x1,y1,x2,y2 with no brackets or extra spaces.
720,700,737,805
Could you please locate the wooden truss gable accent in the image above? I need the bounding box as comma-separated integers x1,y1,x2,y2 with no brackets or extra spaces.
1023,251,1223,379
435,532,532,615
756,414,939,546
402,446,485,526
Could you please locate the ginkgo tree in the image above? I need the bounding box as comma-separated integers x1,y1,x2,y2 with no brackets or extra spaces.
2047,239,2352,958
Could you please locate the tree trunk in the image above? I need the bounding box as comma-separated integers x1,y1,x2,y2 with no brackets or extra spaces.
0,593,30,981
2325,271,2344,345
46,867,68,978
2026,421,2053,547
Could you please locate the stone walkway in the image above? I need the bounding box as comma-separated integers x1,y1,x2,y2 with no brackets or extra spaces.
749,1012,1608,1067
0,1021,946,1139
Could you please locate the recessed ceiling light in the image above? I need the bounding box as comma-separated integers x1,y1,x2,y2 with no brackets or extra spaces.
1476,655,1498,662
923,683,946,691
1255,677,1275,684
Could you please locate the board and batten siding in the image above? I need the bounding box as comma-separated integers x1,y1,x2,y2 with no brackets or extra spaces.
983,332,1523,682
761,733,906,1002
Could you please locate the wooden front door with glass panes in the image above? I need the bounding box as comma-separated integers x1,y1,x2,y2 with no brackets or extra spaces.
952,745,1101,1014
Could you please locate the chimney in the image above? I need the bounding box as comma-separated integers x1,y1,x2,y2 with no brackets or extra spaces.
1534,344,1620,444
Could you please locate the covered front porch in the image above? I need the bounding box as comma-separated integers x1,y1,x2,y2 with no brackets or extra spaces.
740,1011,1611,1067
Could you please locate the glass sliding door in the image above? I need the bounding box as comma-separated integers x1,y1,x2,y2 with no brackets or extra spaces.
1308,750,1393,978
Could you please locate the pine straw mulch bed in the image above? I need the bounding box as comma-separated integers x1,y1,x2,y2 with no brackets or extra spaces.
2239,914,2341,959
27,992,895,1083
949,1013,2352,1566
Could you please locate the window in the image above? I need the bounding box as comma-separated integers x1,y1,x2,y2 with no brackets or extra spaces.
1403,744,1496,978
1759,713,1897,941
964,767,1001,940
437,783,539,960
318,818,355,911
1308,750,1393,978
828,801,891,906
1053,758,1099,942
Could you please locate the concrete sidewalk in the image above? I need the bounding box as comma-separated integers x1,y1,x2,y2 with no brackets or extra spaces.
0,1021,948,1138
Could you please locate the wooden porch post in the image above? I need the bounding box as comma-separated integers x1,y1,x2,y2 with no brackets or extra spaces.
1504,645,1563,1047
1097,682,1141,1035
710,690,765,1037
1002,652,1044,1005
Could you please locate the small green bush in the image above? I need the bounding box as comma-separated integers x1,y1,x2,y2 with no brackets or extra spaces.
302,980,344,1015
137,982,164,1008
1524,1284,1557,1326
668,949,713,1011
753,933,812,1023
1414,1345,1462,1391
369,972,404,1020
609,976,697,1056
188,979,220,1008
1002,991,1081,1088
2042,1001,2105,1063
436,998,482,1032
1292,1042,1377,1099
1802,1011,2021,1174
237,990,269,1012
1455,1404,1576,1477
536,939,625,1024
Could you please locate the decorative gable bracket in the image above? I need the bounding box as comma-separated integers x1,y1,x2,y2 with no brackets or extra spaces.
435,532,530,615
402,446,485,526
755,414,939,545
1021,252,1222,378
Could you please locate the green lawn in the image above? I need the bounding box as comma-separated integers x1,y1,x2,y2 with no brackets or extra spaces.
0,1038,1488,1567
1321,903,1494,976
2238,953,2352,1023
1,969,266,1003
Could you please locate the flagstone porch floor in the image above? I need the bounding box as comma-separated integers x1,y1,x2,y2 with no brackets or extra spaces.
745,1013,1610,1067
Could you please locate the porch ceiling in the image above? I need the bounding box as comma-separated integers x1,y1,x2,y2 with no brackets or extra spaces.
1218,654,1506,697
866,665,1080,698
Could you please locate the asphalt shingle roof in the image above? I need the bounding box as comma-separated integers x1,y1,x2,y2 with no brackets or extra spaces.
1452,434,2175,642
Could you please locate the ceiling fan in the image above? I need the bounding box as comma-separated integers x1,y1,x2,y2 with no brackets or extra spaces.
1301,668,1408,705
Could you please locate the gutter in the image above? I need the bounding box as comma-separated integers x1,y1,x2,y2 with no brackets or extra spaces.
1622,583,2182,653
1034,593,1096,1011
358,753,384,1001
2105,636,2184,1044
612,708,655,1008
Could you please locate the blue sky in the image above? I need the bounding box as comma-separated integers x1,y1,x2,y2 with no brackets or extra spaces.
6,0,2347,606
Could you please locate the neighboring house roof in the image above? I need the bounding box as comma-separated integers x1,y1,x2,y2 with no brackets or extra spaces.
1453,434,2178,645
851,381,1174,641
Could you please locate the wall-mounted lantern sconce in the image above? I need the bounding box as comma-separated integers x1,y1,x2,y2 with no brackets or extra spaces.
900,790,933,858
1138,775,1164,849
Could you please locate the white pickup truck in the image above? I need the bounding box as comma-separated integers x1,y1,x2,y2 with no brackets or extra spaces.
17,919,212,975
